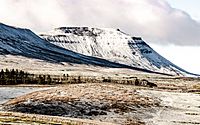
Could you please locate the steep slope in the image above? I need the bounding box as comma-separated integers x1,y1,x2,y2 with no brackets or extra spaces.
40,27,191,76
0,23,137,68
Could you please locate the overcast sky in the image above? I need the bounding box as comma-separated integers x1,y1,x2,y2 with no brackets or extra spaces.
0,0,200,74
167,0,200,21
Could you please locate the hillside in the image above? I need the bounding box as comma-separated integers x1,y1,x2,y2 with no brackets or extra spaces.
41,27,192,76
0,23,136,69
0,23,195,76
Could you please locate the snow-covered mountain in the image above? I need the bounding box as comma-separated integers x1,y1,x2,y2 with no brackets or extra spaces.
40,27,193,76
0,23,195,76
0,23,141,69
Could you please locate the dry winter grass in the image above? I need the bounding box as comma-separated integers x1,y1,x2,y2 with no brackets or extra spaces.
3,83,157,125
2,75,200,125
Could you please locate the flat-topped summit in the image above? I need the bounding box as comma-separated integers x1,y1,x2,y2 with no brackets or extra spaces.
0,23,195,76
40,26,192,76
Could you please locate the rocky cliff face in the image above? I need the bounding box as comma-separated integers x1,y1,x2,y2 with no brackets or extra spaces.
41,27,190,76
0,23,137,68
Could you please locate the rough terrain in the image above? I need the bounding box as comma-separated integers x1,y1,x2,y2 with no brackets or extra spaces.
140,90,200,125
2,76,200,125
0,111,116,125
3,83,158,125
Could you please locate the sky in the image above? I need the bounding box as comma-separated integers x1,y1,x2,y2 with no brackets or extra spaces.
167,0,200,21
150,0,200,74
0,0,200,74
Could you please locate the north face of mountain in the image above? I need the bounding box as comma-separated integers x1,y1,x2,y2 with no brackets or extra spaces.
0,23,139,68
41,27,191,76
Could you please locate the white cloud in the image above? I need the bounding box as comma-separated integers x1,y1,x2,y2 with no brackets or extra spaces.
0,0,200,45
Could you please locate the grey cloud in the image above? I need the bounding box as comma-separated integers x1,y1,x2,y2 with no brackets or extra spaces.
0,0,200,45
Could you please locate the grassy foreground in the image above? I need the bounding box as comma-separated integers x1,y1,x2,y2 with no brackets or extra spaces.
0,111,117,125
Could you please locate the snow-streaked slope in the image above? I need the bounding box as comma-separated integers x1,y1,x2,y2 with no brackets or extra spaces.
41,27,193,76
0,23,135,68
0,23,176,76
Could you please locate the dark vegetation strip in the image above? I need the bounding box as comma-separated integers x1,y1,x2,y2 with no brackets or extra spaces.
0,69,157,87
0,69,52,85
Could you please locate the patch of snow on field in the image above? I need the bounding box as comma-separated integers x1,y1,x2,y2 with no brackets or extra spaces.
138,90,200,125
0,87,50,105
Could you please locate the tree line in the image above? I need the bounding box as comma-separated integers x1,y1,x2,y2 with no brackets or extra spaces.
0,69,52,85
0,69,157,88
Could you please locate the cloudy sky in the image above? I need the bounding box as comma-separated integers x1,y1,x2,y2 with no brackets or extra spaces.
0,0,200,74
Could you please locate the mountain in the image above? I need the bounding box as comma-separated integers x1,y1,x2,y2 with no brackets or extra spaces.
0,23,137,69
0,23,174,76
40,27,193,76
0,23,194,76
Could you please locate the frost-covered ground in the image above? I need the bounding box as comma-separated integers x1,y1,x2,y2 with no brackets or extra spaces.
0,54,162,77
0,87,51,105
138,90,200,125
2,79,200,125
3,84,158,125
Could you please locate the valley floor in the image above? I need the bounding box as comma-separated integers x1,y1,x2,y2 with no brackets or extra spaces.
0,77,200,125
0,57,200,124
